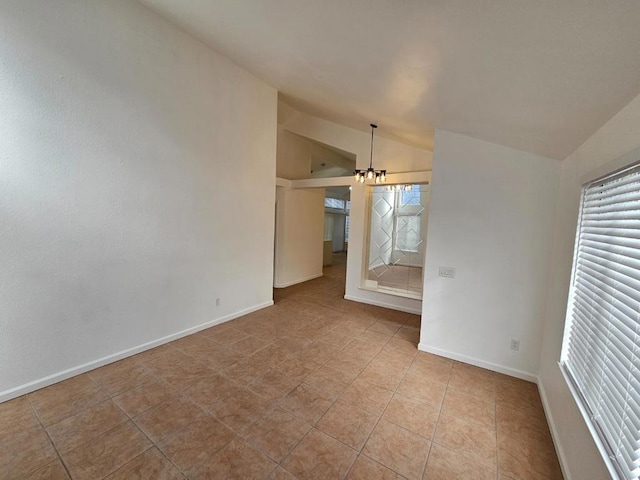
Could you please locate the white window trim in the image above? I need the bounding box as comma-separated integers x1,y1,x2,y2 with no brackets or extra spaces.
559,363,623,480
560,146,640,480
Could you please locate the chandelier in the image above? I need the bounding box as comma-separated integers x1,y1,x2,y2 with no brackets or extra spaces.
354,124,386,184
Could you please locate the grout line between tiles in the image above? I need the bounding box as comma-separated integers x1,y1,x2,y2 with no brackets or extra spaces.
429,377,503,478
14,268,472,480
417,372,450,480
494,383,500,480
340,337,426,479
271,324,401,478
26,394,74,480
114,393,201,480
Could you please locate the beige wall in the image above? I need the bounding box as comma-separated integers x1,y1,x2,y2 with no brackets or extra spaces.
0,0,277,400
280,105,432,313
276,127,353,180
420,131,560,380
274,188,325,288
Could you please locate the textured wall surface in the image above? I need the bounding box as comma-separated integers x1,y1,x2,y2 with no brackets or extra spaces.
537,92,640,480
0,0,277,397
274,188,325,288
420,130,560,379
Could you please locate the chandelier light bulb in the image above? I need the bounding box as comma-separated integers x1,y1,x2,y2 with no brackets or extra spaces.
353,124,386,184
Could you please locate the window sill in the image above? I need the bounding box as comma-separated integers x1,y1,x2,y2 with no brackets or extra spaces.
558,362,623,480
359,283,422,301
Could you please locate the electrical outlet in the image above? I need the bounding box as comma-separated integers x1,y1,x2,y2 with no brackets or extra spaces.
510,339,520,351
438,266,456,278
215,297,220,307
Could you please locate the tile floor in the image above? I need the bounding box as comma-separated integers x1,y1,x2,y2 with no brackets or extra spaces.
0,254,562,479
368,264,423,296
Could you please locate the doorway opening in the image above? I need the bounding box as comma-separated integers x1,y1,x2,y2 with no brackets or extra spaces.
323,185,350,293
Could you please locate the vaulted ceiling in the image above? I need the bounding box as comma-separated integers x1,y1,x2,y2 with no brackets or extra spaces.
138,0,640,159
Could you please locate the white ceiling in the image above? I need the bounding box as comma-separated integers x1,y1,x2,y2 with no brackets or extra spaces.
139,0,640,159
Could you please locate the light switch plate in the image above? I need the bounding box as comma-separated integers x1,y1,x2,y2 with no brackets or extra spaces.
439,266,456,278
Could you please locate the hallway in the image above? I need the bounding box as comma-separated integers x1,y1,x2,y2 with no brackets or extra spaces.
1,254,561,479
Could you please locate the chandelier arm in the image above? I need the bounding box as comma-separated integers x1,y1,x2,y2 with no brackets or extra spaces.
354,123,384,183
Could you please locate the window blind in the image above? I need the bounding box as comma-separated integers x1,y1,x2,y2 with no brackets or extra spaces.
345,215,350,243
324,197,345,209
563,164,640,480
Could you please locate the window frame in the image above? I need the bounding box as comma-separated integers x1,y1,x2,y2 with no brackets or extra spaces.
560,153,640,480
393,188,424,255
362,183,428,300
324,197,346,210
393,212,422,254
400,184,421,206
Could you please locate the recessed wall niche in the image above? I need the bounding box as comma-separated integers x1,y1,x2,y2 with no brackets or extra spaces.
363,183,429,299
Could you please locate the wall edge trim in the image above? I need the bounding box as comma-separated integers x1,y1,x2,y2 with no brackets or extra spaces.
0,300,274,403
274,273,323,288
344,294,422,315
537,377,573,480
417,343,538,382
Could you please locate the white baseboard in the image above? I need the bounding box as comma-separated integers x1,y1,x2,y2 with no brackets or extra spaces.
417,343,538,383
274,273,323,288
344,294,422,315
537,378,572,480
0,300,273,403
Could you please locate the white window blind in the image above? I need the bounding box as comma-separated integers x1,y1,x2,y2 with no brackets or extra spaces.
562,164,640,480
323,213,334,241
345,215,350,243
324,197,345,209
